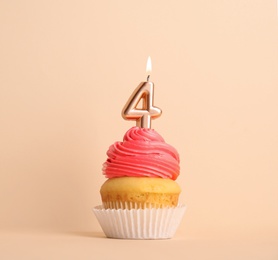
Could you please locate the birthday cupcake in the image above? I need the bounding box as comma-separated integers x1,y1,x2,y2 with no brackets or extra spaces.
93,127,186,239
93,57,185,239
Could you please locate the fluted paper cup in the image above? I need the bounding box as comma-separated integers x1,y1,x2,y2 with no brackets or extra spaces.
92,204,186,239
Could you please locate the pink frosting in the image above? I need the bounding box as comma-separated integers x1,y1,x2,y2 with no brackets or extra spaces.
103,127,180,180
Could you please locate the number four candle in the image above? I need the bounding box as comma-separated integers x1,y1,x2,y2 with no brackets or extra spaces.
122,57,162,129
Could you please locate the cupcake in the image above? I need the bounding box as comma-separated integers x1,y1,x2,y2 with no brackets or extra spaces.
93,126,186,239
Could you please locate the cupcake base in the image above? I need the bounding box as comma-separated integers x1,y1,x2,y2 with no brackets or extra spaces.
92,204,186,239
100,177,181,210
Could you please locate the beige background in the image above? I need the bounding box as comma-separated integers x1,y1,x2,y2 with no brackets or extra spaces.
0,0,278,259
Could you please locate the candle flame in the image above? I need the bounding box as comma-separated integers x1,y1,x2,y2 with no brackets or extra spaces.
146,56,152,75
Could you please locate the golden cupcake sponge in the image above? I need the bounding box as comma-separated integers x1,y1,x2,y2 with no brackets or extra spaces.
100,177,181,209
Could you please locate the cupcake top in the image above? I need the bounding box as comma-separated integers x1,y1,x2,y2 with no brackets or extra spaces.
103,127,180,180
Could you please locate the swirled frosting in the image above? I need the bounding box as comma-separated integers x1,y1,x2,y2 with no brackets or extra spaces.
103,127,180,180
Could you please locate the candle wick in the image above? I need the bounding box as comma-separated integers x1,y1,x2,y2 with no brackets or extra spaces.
147,75,150,81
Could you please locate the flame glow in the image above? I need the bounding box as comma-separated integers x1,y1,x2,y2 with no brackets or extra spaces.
146,56,152,75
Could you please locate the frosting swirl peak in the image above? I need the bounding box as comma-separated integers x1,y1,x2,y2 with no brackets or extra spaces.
103,127,180,180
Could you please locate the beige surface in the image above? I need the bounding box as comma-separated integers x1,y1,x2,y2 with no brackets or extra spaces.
0,1,278,258
0,231,277,260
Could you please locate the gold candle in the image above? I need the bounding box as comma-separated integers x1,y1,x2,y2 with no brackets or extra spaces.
122,57,162,128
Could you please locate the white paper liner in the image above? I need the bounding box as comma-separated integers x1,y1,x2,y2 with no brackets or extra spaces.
92,204,186,239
